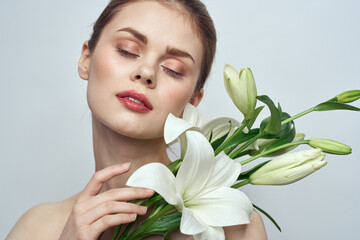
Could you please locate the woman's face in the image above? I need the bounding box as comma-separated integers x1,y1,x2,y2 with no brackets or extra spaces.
79,0,204,139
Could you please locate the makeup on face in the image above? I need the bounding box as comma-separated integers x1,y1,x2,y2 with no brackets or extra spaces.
114,27,196,80
85,0,203,139
116,89,153,113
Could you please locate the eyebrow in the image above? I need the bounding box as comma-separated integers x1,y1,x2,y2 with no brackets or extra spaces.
117,27,148,44
166,47,195,63
117,27,195,63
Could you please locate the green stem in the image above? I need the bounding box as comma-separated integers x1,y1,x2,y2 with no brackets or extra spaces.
253,203,282,232
148,202,167,218
232,178,250,188
229,132,266,159
240,140,310,165
282,95,340,125
214,120,248,155
281,107,314,125
124,204,176,240
231,149,251,158
117,222,135,240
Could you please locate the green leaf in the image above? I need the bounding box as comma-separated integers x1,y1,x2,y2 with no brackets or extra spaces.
253,203,281,232
260,112,296,153
277,102,283,115
238,160,270,180
257,95,281,134
167,159,181,173
247,106,265,130
162,232,170,240
147,193,166,207
314,102,360,111
111,225,122,240
263,124,296,153
223,128,260,155
261,112,292,139
208,130,213,143
141,212,181,236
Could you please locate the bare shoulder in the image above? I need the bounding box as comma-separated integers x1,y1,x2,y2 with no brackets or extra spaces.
224,210,268,240
6,193,79,240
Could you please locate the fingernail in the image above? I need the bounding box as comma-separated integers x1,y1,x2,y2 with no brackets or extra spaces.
129,213,137,219
140,206,147,212
146,189,154,193
123,162,131,167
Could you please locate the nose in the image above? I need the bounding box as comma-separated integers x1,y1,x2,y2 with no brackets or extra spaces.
130,63,156,88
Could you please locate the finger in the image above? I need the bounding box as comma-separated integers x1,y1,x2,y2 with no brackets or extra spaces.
83,187,154,211
84,201,147,224
80,163,131,201
90,213,138,236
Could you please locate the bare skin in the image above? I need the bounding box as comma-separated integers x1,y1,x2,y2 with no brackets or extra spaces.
7,1,267,239
7,166,267,240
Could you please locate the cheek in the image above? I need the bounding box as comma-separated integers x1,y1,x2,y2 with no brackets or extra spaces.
86,54,121,118
160,83,195,117
90,51,118,82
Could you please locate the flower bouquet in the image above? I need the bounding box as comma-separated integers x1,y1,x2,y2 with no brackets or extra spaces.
111,65,360,240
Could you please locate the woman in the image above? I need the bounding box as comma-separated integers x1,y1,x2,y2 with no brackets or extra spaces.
7,0,267,239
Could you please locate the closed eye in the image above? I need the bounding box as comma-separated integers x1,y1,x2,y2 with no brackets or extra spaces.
162,66,184,79
117,48,139,59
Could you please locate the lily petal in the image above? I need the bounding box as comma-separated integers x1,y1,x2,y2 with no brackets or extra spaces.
201,117,241,141
224,64,239,97
191,187,253,227
194,227,225,240
178,194,208,235
164,113,199,144
253,148,323,177
203,152,241,190
183,103,206,128
126,163,177,205
175,131,215,200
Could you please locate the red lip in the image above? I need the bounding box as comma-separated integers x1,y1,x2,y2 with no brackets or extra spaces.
116,90,153,113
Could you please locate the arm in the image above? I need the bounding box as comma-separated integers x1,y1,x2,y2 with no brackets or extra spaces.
6,202,65,240
224,210,268,240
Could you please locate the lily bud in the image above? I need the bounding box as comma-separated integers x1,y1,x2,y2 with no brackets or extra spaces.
336,90,360,103
309,138,352,155
249,149,327,185
224,65,257,120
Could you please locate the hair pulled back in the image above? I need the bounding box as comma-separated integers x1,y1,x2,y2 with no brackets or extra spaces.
88,0,216,92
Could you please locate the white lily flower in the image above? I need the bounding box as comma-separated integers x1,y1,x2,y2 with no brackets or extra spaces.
249,148,327,185
127,130,253,240
182,103,241,141
165,104,241,158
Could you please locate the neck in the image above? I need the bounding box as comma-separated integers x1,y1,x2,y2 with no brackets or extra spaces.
92,115,171,191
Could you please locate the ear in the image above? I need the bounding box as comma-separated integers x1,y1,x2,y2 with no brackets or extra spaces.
190,88,204,107
78,41,91,80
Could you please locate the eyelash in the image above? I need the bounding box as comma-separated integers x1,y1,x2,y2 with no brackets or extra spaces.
117,48,183,79
162,66,184,79
117,48,139,59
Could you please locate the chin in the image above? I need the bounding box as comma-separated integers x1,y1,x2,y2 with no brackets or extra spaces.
110,122,164,140
91,108,167,140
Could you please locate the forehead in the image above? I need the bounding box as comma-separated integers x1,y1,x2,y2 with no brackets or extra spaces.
99,0,203,62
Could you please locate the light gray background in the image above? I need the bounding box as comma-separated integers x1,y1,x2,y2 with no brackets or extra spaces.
1,0,359,239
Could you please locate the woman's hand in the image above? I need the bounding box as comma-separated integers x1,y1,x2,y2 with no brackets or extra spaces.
59,163,154,240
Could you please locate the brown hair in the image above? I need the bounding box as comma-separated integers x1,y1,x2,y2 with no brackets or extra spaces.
88,0,216,92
